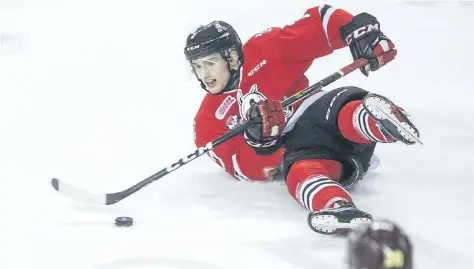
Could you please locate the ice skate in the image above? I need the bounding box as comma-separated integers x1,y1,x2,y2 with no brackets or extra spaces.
362,93,422,145
307,200,372,235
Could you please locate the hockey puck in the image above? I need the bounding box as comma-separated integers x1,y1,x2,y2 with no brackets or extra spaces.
115,216,133,227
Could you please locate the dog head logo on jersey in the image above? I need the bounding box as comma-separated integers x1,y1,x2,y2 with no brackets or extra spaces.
237,84,267,121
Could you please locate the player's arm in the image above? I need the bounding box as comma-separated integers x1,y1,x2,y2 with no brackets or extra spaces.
283,5,397,75
251,4,397,75
252,4,354,62
194,116,282,181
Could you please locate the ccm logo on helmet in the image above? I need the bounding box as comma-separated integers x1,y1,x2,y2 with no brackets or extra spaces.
187,45,200,51
345,23,379,45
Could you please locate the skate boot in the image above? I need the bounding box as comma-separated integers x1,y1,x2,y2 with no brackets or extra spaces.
307,200,372,235
362,93,422,145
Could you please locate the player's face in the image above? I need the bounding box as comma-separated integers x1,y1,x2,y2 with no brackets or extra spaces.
191,53,231,94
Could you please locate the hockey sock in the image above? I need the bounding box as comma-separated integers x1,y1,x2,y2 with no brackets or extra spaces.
286,160,352,212
338,100,394,143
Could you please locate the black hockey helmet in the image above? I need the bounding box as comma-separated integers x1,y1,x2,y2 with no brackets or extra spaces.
347,220,413,269
184,21,243,62
184,21,244,94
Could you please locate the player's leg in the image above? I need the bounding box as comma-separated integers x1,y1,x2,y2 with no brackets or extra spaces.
285,159,372,235
338,93,420,145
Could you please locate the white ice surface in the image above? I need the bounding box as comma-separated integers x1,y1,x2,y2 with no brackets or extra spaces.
1,1,473,268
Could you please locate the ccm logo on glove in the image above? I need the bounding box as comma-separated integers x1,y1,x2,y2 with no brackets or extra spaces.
344,23,379,45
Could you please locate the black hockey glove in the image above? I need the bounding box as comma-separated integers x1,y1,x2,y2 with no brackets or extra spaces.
244,99,286,149
339,13,396,76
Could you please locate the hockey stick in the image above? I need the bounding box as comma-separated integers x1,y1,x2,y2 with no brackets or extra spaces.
51,50,397,205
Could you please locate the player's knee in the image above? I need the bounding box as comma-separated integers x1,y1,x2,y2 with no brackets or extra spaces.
323,86,369,122
286,159,343,198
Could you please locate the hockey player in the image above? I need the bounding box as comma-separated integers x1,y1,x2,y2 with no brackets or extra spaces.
347,219,413,269
186,5,358,182
184,5,420,234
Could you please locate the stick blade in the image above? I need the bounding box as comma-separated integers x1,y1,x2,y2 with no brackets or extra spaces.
51,178,107,205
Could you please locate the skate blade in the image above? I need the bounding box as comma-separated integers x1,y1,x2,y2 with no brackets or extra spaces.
364,96,423,145
308,214,372,234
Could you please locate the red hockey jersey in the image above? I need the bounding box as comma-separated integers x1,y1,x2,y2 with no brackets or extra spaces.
193,5,353,181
